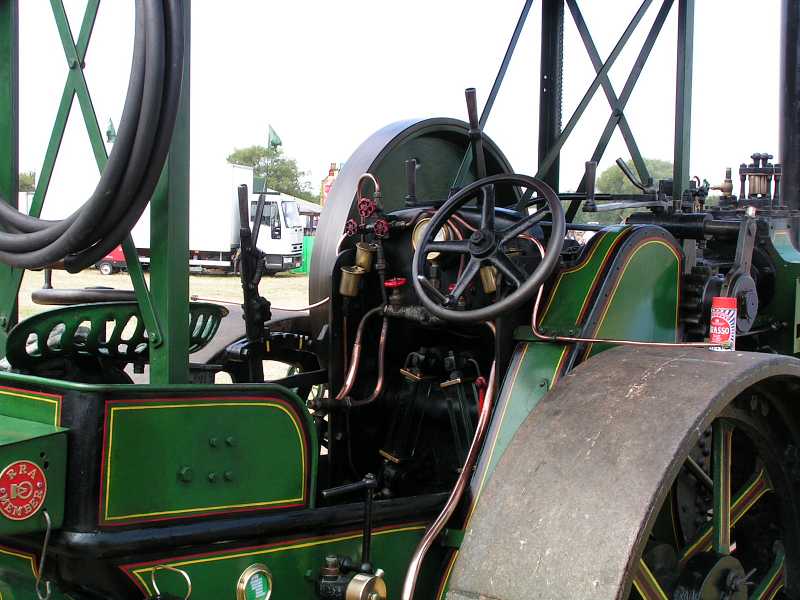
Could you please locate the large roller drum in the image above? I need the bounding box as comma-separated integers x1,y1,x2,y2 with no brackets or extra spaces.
309,117,514,334
447,346,800,599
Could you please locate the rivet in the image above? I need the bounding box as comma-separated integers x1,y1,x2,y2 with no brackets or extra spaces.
209,437,218,448
225,436,236,447
177,466,193,483
224,471,234,482
208,472,217,483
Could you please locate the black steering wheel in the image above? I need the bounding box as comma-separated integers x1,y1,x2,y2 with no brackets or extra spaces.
411,173,566,323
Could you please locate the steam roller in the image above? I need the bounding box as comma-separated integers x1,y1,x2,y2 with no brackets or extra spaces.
0,0,800,599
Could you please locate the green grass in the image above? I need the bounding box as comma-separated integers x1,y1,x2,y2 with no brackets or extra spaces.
19,268,310,321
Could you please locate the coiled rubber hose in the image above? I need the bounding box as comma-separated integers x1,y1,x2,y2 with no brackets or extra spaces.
0,0,185,272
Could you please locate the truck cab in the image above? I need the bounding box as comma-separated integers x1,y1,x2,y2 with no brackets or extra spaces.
250,192,304,274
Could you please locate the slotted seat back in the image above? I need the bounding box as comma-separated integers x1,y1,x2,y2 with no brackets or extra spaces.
6,302,228,369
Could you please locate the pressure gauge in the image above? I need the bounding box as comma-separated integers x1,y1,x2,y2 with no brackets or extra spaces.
412,217,452,260
237,564,273,600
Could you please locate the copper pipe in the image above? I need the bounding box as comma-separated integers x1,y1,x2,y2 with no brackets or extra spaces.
342,315,349,374
450,213,476,232
401,322,497,600
336,306,385,401
356,173,381,198
347,316,389,407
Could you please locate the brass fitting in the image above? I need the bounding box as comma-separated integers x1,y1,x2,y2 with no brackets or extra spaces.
339,266,366,297
355,242,378,272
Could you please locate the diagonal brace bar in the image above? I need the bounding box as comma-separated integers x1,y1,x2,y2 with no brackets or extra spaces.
452,0,535,189
535,0,655,180
566,0,665,188
1,0,163,353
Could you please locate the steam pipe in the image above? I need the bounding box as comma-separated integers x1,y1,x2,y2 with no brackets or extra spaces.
336,306,385,401
781,0,800,209
347,316,389,408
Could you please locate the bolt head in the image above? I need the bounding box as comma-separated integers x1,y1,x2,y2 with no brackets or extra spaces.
177,466,193,483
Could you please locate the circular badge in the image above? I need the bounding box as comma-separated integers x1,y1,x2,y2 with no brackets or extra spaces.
0,460,47,521
236,564,272,600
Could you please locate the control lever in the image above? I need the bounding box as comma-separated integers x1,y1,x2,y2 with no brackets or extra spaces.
405,159,418,207
583,161,598,212
322,474,378,568
582,158,668,213
615,158,649,192
236,184,270,382
465,88,487,180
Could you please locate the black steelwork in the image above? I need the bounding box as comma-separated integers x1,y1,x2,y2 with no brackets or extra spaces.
565,0,675,222
236,184,270,382
0,0,186,271
535,0,655,182
781,0,800,209
452,0,535,188
567,0,662,191
537,0,564,191
465,88,487,180
673,0,695,208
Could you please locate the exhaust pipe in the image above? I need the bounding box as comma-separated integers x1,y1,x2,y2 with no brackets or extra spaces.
780,0,800,209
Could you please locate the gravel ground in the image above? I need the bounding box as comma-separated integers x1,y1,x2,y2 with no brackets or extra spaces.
19,268,310,320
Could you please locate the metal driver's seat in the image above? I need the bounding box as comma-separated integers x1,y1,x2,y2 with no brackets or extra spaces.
4,302,228,383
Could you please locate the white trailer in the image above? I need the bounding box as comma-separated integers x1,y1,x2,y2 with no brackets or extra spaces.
106,163,303,274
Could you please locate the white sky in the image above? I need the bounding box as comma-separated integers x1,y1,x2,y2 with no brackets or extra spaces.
17,1,780,216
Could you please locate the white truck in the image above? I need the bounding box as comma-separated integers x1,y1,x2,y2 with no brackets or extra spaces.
98,163,303,275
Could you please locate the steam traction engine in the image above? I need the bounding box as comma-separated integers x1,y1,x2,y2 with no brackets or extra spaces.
0,1,800,599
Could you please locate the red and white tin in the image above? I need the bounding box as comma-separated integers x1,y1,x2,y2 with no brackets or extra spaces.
709,296,737,351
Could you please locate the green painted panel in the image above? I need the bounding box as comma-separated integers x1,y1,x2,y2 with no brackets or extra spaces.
0,0,18,356
0,386,61,427
472,342,567,495
536,227,628,334
587,239,680,356
102,397,311,524
148,2,191,384
0,578,74,600
125,525,431,600
0,545,37,585
767,227,800,355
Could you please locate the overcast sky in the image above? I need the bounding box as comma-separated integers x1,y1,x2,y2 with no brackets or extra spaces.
17,1,780,217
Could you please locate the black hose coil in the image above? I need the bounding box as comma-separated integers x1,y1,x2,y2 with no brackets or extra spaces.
0,0,185,272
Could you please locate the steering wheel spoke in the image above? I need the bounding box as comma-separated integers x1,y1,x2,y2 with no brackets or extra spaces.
500,206,550,245
426,240,471,255
411,172,565,322
417,275,448,304
480,185,496,232
490,252,525,289
447,258,480,305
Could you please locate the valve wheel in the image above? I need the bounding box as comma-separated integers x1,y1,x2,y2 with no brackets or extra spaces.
411,173,565,323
